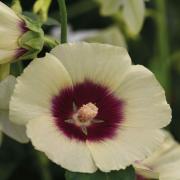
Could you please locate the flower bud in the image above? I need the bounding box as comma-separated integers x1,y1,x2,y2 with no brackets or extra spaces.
0,2,44,64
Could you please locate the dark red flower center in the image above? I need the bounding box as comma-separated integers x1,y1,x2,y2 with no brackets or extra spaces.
15,48,27,59
136,174,147,180
51,80,124,142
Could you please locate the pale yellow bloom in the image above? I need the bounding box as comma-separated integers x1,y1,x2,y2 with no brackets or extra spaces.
10,43,171,172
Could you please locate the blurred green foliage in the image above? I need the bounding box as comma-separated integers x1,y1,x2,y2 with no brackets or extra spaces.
0,0,180,179
66,166,135,180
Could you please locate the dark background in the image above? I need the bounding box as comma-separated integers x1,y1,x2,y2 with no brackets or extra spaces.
0,0,180,179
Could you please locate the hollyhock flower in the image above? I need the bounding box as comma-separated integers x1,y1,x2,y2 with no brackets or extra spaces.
0,76,28,143
134,130,180,180
10,43,171,172
0,1,44,64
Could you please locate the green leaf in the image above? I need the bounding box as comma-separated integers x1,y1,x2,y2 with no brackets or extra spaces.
44,17,60,26
10,62,23,77
0,162,17,180
0,137,27,180
65,166,135,180
171,50,180,73
23,11,41,22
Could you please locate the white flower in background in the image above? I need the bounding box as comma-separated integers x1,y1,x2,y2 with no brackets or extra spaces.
51,26,98,42
134,130,180,180
10,43,171,172
0,75,28,143
96,0,145,36
51,26,126,47
86,27,126,48
0,1,44,64
95,0,124,15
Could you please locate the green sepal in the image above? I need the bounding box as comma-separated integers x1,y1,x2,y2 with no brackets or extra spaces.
21,15,43,33
17,15,44,61
19,30,44,50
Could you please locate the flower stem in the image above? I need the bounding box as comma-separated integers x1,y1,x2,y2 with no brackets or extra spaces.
152,0,171,97
35,151,52,180
57,0,67,43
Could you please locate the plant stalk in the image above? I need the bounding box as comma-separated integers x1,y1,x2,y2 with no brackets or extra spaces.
57,0,67,43
154,0,171,97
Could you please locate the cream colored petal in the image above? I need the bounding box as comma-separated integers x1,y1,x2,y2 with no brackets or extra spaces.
116,65,171,128
51,43,131,91
158,159,180,180
0,76,28,143
0,76,16,109
10,53,73,125
0,2,21,27
0,110,28,143
87,128,164,172
0,2,22,50
27,115,97,173
0,27,20,50
134,164,159,179
134,130,180,180
0,49,16,64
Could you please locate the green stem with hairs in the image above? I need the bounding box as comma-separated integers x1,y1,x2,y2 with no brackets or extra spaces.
57,0,67,43
152,0,171,97
35,151,52,180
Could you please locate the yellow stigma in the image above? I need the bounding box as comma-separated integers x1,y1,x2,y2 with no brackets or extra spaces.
77,102,98,122
65,102,103,135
